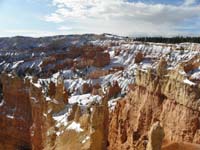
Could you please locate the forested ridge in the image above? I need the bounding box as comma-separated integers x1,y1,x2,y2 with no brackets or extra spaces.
135,36,200,43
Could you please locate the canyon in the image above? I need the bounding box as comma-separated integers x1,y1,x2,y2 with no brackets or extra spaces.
0,34,200,150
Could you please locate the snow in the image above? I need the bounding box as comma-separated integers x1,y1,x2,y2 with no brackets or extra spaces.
6,114,14,119
56,132,61,136
46,97,51,101
8,73,14,78
109,50,115,58
53,106,72,127
56,131,64,136
32,83,41,88
141,62,152,71
53,72,60,79
62,70,75,79
0,99,4,107
48,108,52,114
53,113,67,122
183,79,196,86
81,136,90,144
50,99,59,104
191,72,200,80
67,121,83,132
28,76,42,88
43,113,47,117
12,60,24,69
189,67,200,80
97,70,135,93
25,75,33,80
30,97,38,103
0,61,5,66
68,94,102,106
108,97,121,111
64,78,90,95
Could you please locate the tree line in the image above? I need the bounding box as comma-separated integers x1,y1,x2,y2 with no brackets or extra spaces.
134,36,200,44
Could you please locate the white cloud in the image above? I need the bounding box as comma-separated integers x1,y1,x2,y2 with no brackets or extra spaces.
0,29,66,37
45,13,64,23
44,0,200,36
184,0,196,6
58,26,73,30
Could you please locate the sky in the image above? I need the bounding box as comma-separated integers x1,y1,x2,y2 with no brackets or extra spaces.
0,0,200,37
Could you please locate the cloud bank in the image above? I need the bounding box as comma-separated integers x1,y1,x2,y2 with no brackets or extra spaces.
44,0,200,36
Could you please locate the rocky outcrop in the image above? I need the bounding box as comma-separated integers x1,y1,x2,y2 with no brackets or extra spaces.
73,45,110,69
81,83,92,94
147,122,165,150
0,74,68,150
93,52,110,67
108,64,200,150
0,74,33,150
156,58,167,77
90,98,109,150
134,52,144,64
107,81,121,99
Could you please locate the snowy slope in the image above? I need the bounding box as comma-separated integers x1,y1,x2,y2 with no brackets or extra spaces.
0,34,200,109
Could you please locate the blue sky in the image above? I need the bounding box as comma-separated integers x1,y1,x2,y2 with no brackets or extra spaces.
0,0,200,37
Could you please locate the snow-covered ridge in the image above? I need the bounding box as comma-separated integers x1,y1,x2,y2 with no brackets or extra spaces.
1,34,200,107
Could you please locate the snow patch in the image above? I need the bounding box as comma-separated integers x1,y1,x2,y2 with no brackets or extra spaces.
12,60,24,69
191,72,200,80
32,83,41,88
81,136,90,144
68,94,102,106
183,79,196,86
108,97,121,111
6,114,14,119
30,97,38,103
67,121,83,132
0,99,4,107
46,97,51,101
53,106,72,127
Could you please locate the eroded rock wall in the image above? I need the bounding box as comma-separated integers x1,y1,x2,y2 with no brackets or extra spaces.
0,74,68,150
0,74,32,150
0,74,109,150
108,68,200,150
